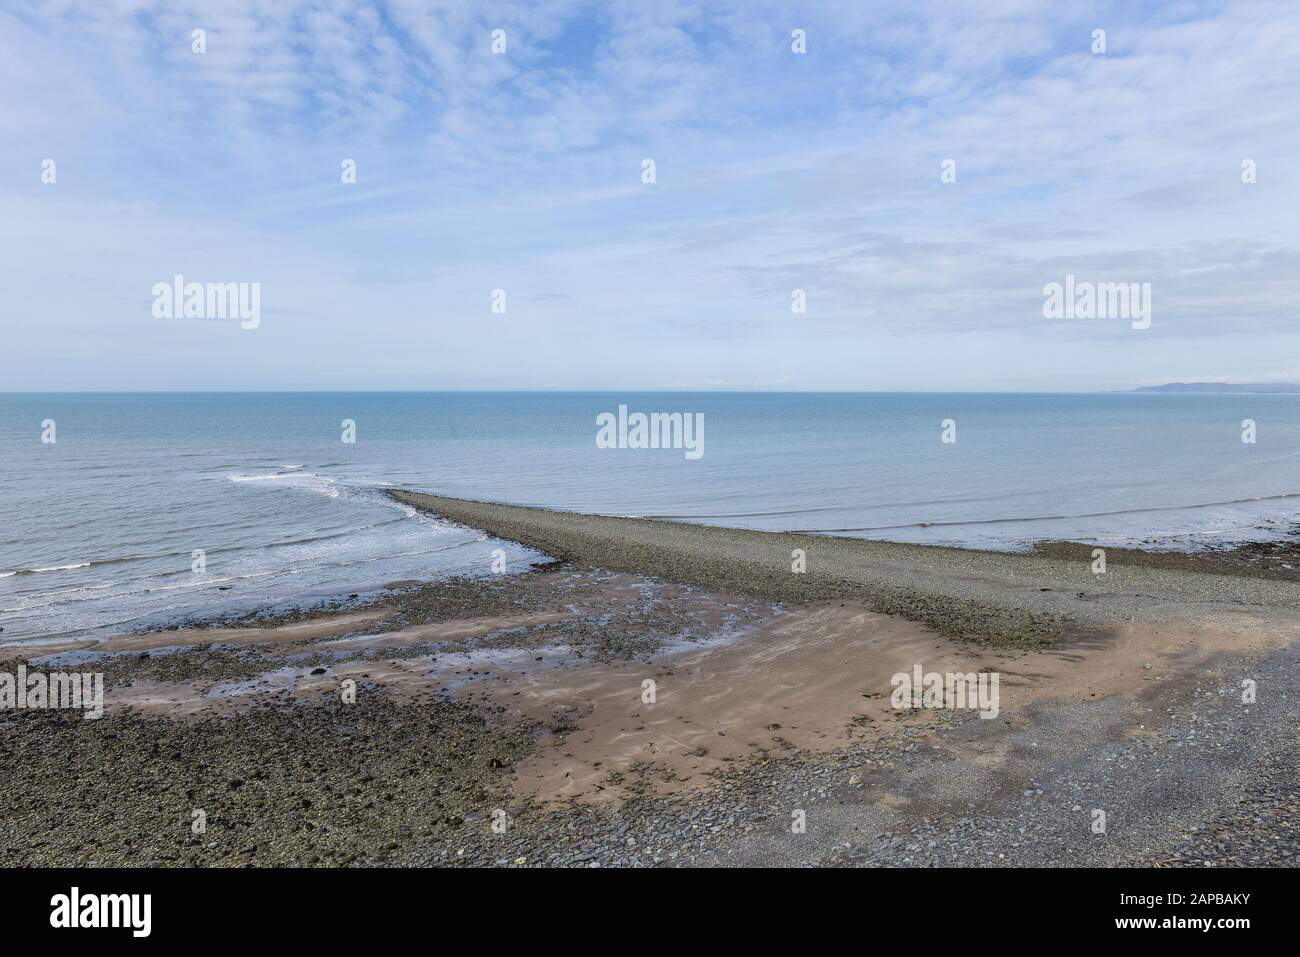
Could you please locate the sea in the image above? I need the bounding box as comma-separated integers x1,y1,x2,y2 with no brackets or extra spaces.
4,391,1299,644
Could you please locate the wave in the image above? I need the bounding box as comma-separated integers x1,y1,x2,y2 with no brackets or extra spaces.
0,484,444,598
641,505,842,520
638,489,1125,522
226,470,339,498
791,491,1300,534
1,576,232,613
2,512,483,614
1,561,92,577
2,536,487,616
1,522,398,581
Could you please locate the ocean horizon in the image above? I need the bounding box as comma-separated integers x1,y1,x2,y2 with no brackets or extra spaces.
4,390,1298,644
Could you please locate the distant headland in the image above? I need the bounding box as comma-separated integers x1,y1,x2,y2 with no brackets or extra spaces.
1134,382,1300,394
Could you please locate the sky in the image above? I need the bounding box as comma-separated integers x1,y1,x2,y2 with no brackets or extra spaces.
1,0,1298,392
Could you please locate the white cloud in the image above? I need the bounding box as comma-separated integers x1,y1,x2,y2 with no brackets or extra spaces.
2,0,1298,390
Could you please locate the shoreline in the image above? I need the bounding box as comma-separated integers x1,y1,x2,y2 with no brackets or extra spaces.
3,492,1298,866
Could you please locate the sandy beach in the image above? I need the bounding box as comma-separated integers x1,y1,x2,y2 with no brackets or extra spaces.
3,492,1297,867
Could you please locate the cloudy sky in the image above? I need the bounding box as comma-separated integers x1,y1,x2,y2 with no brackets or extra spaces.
2,0,1298,391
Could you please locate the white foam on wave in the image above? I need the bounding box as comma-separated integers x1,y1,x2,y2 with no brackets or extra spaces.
8,466,530,642
226,471,340,498
2,570,252,613
1,561,93,578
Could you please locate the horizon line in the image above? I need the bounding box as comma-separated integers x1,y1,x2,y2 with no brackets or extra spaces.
0,387,1152,396
1,387,1291,396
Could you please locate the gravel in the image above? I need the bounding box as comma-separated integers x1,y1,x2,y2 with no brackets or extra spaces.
392,491,1300,646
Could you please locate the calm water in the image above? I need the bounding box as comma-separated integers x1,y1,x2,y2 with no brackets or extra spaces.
3,391,1299,643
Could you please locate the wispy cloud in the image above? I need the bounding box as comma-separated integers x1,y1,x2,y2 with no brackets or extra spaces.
2,0,1298,391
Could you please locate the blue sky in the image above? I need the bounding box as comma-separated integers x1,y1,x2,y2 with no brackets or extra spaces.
2,0,1298,391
